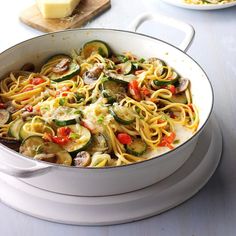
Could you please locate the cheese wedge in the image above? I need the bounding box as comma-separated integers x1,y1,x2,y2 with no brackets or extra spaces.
37,0,81,19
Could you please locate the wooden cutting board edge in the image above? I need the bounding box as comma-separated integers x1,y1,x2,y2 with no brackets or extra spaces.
19,0,111,33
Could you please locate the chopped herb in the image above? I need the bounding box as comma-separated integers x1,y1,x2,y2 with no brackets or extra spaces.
173,139,180,144
97,115,104,124
161,115,167,121
59,97,66,106
139,58,145,63
117,55,128,63
106,63,115,70
135,107,141,114
100,76,109,83
40,106,50,111
69,133,80,139
74,110,82,115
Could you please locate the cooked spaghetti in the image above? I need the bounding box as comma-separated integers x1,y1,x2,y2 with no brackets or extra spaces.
184,0,234,4
0,40,199,167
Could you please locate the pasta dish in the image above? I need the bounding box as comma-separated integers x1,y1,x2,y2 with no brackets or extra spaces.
0,40,199,167
184,0,235,4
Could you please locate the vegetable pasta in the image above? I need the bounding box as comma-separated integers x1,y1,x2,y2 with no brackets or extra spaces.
0,40,199,167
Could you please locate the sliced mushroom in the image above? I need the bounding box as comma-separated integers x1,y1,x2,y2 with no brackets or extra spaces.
83,73,94,85
111,55,121,64
116,92,126,101
52,58,71,74
175,78,190,94
34,153,58,163
83,64,104,85
89,152,111,167
21,63,35,72
5,101,16,114
87,133,109,154
73,151,91,167
22,111,40,120
0,137,21,152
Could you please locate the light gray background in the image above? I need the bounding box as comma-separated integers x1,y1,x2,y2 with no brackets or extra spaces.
0,0,236,235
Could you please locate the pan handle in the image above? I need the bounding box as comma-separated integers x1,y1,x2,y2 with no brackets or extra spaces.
129,12,195,52
0,151,52,178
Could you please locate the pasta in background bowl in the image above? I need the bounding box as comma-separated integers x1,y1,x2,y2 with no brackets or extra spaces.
184,0,235,4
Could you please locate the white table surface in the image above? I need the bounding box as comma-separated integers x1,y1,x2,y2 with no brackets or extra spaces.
0,0,236,235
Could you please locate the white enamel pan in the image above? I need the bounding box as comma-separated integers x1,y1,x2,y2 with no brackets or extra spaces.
0,13,213,196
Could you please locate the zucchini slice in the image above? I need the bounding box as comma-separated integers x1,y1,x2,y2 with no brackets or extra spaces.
62,124,92,156
0,109,11,125
126,138,147,156
110,104,135,125
105,71,134,84
116,61,133,75
20,136,44,157
168,93,188,104
102,79,126,91
46,54,80,82
20,136,72,165
19,119,54,140
102,90,117,104
101,80,126,104
8,118,24,140
82,40,111,59
37,142,72,165
52,107,81,127
87,133,109,154
54,118,77,127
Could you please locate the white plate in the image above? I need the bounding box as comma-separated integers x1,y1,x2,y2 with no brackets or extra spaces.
0,116,222,225
160,0,236,10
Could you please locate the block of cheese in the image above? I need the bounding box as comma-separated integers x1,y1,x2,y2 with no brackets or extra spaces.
37,0,81,19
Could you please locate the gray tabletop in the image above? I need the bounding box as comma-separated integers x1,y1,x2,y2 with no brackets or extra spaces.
0,0,236,235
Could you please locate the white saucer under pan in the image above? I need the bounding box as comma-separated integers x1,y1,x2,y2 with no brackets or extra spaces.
0,117,222,226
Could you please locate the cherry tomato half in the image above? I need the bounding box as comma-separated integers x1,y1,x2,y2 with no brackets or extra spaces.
57,127,71,137
30,77,45,85
117,133,132,145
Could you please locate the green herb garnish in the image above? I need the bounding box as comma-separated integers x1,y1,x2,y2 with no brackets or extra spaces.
117,55,128,63
69,133,80,139
97,115,104,124
173,139,180,144
59,98,66,106
74,110,82,115
139,58,145,63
